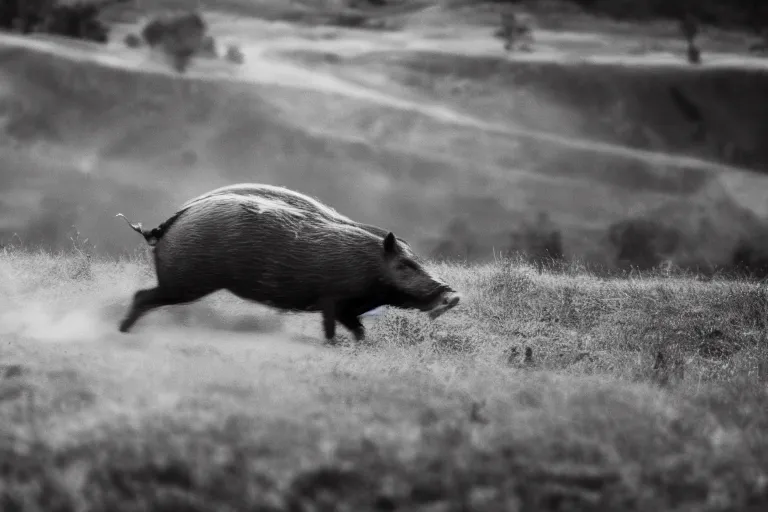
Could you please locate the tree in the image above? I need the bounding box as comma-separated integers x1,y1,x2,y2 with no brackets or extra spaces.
608,217,681,270
494,11,534,53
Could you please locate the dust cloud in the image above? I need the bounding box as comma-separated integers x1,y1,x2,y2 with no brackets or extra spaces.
0,300,115,344
0,267,332,361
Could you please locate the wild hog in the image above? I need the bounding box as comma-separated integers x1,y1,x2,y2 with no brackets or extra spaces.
116,183,461,342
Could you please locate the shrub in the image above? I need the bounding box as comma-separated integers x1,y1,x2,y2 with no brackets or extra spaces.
225,44,245,65
64,226,95,281
42,2,109,43
0,0,125,43
494,10,534,53
0,0,49,34
607,217,682,271
140,16,166,47
199,34,217,58
140,10,209,73
429,218,478,262
508,212,564,271
679,13,702,64
124,32,141,48
731,239,768,278
749,28,768,53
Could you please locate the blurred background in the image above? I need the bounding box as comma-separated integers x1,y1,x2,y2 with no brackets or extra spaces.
2,0,768,275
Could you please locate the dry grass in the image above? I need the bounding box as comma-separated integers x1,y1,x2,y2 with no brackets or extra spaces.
2,246,768,510
2,3,768,508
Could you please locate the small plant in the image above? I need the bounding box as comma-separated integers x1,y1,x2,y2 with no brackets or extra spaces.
748,27,768,53
508,212,564,272
686,44,701,65
494,11,534,53
124,32,141,48
679,13,701,64
731,238,768,278
651,349,685,388
66,225,95,281
429,218,477,262
199,34,217,58
607,217,682,271
225,44,245,65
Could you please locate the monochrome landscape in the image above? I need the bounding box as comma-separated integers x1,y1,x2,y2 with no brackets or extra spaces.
2,0,768,510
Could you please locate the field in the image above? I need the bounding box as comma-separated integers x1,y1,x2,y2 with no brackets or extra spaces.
2,0,768,510
4,248,768,510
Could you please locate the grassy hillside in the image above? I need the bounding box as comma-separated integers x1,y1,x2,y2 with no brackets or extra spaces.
2,247,768,510
2,21,768,270
357,51,768,173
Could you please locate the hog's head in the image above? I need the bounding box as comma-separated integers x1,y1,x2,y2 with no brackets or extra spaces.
381,232,461,319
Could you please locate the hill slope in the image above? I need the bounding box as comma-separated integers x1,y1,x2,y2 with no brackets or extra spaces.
1,4,768,269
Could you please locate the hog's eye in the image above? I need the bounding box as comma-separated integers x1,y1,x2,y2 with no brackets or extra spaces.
399,260,419,271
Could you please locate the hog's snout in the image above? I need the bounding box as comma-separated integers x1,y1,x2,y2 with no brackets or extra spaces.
427,290,462,320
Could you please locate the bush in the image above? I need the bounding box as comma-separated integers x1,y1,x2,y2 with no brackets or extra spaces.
140,16,166,47
124,32,141,48
0,0,124,43
224,44,245,65
199,34,217,58
494,10,534,52
0,0,47,33
140,10,209,73
731,239,768,278
428,218,478,262
749,28,768,53
607,217,682,271
509,212,564,271
41,2,109,43
679,13,701,64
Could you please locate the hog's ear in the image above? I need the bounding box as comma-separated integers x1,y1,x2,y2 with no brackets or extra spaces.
383,232,398,255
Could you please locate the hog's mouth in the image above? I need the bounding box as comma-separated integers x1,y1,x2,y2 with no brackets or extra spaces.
425,290,461,320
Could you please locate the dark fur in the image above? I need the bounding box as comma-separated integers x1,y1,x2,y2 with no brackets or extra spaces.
117,184,460,341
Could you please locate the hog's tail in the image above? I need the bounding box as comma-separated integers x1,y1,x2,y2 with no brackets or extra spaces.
116,213,170,247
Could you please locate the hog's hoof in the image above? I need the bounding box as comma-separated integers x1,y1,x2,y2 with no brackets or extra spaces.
325,333,359,347
351,328,365,343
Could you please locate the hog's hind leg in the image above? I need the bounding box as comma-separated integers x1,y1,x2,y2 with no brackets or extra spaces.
320,299,366,344
118,286,213,333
